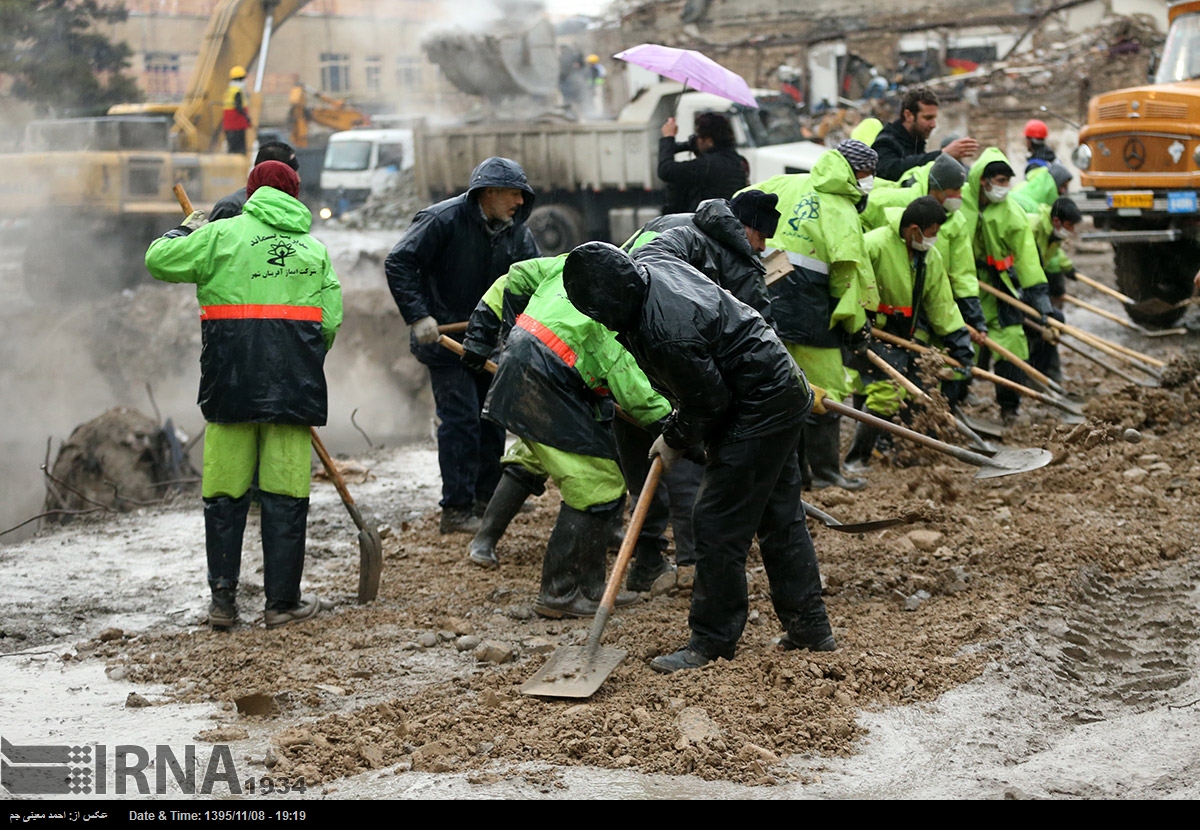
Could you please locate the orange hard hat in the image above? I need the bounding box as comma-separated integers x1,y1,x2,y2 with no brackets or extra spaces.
1024,119,1049,139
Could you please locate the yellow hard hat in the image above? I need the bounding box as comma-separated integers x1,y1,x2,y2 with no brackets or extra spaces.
586,54,600,64
229,65,247,80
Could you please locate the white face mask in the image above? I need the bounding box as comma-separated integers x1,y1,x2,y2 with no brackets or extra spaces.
1053,226,1078,242
942,197,963,213
912,234,938,252
857,175,875,195
985,183,1010,202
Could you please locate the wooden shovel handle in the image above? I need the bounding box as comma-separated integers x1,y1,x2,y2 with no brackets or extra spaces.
1074,271,1135,306
864,348,931,402
966,325,1059,392
310,427,357,509
172,183,195,216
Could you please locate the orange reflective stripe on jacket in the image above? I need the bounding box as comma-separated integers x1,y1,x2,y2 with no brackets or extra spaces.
515,313,576,367
876,303,913,317
200,304,323,321
986,253,1014,271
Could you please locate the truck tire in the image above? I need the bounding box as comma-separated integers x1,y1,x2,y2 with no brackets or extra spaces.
527,205,585,255
1114,240,1195,328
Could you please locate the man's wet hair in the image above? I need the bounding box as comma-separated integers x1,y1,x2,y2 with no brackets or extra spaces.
1051,197,1082,225
695,112,736,149
255,140,299,171
901,86,938,117
901,195,947,233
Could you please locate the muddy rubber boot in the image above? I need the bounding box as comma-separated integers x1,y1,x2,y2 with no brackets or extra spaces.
580,499,640,609
260,491,311,620
807,414,867,491
625,536,676,593
468,470,536,569
534,501,638,618
204,493,250,630
604,494,628,552
440,505,481,535
843,420,880,475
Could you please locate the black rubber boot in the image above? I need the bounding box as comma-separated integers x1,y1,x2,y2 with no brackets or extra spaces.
467,469,537,569
259,492,310,615
534,501,639,618
204,494,250,630
807,414,867,491
994,359,1027,418
843,420,880,474
625,536,676,593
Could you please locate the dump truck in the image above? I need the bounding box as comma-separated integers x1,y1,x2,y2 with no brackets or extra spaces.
328,18,825,253
0,0,312,302
1072,0,1200,326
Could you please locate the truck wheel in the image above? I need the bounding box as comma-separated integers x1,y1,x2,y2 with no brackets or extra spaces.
527,205,585,255
1114,241,1194,328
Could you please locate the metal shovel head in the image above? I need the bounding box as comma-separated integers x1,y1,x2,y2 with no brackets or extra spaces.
974,447,1053,479
957,412,1006,439
356,512,384,604
520,644,628,699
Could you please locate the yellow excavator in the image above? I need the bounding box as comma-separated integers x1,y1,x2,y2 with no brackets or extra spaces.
0,0,312,301
287,82,370,149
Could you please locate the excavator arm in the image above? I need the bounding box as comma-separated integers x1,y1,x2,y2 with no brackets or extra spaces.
173,0,313,152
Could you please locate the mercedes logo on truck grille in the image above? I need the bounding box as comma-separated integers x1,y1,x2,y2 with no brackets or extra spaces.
1123,138,1146,169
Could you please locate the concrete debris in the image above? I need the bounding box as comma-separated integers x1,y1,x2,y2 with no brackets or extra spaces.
332,169,423,232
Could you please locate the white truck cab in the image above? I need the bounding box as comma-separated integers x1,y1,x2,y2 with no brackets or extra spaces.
318,128,414,218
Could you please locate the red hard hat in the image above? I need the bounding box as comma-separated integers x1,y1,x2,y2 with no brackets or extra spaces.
1024,119,1049,139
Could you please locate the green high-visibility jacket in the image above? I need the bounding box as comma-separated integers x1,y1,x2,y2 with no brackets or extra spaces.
1011,166,1060,214
468,256,670,459
1029,205,1075,275
749,149,878,345
962,147,1048,295
866,208,966,339
145,185,342,426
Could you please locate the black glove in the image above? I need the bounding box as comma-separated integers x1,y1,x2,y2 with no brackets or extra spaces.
1062,266,1076,281
460,346,489,373
845,320,872,357
942,327,976,372
1021,283,1055,322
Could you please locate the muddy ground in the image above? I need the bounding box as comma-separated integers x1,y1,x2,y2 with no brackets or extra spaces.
2,233,1200,800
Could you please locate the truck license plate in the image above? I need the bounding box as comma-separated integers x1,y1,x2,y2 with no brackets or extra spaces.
1108,191,1154,209
1168,191,1198,213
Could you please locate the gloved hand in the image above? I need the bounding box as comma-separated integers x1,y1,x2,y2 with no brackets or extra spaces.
845,320,872,357
412,316,440,345
648,434,685,473
1021,284,1055,324
182,210,208,232
809,384,827,415
1062,267,1077,281
461,346,489,373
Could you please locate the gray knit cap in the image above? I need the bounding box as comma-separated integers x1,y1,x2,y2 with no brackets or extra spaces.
1048,160,1073,188
835,138,878,173
927,152,967,192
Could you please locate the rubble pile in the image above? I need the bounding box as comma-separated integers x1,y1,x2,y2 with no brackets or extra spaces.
333,169,424,232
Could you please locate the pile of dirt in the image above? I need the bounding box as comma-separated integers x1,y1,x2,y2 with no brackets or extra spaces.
43,406,196,521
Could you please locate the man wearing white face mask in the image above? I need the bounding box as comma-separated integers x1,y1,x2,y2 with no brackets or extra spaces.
860,153,987,356
845,197,974,469
1025,197,1082,383
962,149,1051,423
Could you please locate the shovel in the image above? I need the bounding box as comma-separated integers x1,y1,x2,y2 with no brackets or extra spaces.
1062,294,1187,338
520,458,664,699
311,428,383,604
871,327,1085,420
1072,270,1196,326
1026,317,1160,388
814,389,1052,479
802,501,912,533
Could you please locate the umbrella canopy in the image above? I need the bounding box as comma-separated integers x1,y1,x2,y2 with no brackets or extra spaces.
613,43,758,109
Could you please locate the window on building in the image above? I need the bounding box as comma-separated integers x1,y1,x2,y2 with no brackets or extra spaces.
321,53,351,93
365,55,382,95
144,52,180,97
395,56,424,91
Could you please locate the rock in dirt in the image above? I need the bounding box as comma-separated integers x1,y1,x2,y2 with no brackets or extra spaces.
196,727,250,743
474,640,515,665
455,635,481,652
676,707,720,745
125,692,151,708
907,529,945,552
1123,428,1142,444
410,740,458,773
97,628,124,642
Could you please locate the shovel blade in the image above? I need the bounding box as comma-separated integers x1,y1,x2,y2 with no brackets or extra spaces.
823,517,912,533
974,448,1053,479
957,412,1006,439
519,645,627,699
356,523,384,604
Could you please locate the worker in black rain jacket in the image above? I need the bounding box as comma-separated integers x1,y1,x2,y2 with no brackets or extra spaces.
384,157,541,534
563,242,837,673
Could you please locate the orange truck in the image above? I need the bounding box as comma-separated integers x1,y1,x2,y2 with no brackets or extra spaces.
1072,0,1200,326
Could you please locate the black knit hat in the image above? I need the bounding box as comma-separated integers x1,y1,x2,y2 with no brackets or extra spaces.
729,190,781,237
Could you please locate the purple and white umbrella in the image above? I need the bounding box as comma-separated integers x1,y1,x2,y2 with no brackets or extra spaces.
613,43,758,109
